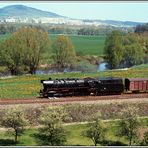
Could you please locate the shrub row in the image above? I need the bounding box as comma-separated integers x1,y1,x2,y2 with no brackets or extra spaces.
0,102,148,125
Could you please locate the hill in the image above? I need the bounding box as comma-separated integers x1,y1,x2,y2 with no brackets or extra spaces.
0,5,145,27
83,19,144,27
0,5,63,18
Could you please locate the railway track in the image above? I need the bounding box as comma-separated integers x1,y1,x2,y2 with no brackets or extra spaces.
0,93,148,105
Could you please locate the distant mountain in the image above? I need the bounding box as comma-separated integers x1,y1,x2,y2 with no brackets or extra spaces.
83,19,144,27
0,5,63,18
0,5,145,27
101,20,144,27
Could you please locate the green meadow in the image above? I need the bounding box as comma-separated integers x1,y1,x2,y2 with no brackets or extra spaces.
50,34,106,56
0,34,106,56
0,118,147,146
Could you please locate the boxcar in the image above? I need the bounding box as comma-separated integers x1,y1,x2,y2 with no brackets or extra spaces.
125,78,148,92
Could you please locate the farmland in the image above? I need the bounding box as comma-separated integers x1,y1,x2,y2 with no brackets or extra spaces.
50,34,105,56
0,34,106,56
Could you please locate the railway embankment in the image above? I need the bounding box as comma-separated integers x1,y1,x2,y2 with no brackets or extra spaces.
0,67,148,99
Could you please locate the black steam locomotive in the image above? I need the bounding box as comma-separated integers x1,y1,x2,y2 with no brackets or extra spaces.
40,77,125,97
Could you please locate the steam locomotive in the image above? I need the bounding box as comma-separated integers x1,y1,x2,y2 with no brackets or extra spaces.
40,77,148,98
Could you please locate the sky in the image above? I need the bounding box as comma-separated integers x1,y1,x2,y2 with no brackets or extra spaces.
0,2,148,22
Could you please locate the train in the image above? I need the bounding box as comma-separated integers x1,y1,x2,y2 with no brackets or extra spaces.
40,77,148,98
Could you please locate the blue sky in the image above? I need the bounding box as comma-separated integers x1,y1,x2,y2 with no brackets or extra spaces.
0,2,148,22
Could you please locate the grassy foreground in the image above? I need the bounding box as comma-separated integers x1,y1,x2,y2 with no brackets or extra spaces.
0,67,148,99
0,118,147,146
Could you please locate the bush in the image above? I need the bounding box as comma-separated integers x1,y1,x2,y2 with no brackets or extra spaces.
84,119,105,146
141,131,148,146
35,107,67,145
0,108,28,143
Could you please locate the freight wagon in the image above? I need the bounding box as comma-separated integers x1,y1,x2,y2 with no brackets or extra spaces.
125,78,148,93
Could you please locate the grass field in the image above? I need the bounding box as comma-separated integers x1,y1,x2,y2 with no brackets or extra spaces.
131,64,148,69
0,118,147,146
0,67,147,99
0,34,106,56
50,34,106,56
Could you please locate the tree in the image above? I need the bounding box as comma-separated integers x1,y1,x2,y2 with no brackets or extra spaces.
0,109,28,143
0,36,24,75
84,119,105,146
117,106,139,146
13,27,50,74
135,23,148,34
122,33,145,67
0,27,50,75
104,30,123,69
35,108,67,145
144,36,148,63
104,31,146,69
0,24,7,34
52,35,76,71
123,44,145,67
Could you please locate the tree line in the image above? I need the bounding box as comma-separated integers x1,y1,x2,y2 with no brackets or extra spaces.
0,106,147,146
135,23,148,34
104,30,148,69
0,22,147,36
0,23,132,36
0,27,76,75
